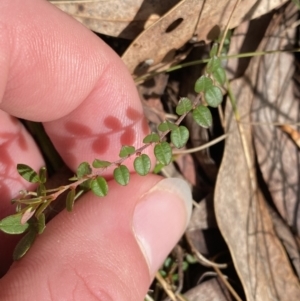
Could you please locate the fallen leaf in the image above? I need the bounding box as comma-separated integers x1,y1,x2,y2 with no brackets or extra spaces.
183,278,233,301
248,3,300,234
214,6,300,299
122,0,287,75
50,0,180,39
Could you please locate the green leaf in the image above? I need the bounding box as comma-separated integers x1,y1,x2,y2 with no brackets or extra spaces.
17,164,40,183
176,97,193,115
204,85,223,107
79,179,92,191
113,165,130,186
37,213,46,234
119,145,135,158
66,189,76,212
143,133,160,143
37,183,46,197
158,120,178,132
76,162,92,179
192,105,212,128
212,67,226,85
134,154,151,176
13,228,37,261
0,214,29,234
171,126,189,148
194,76,213,93
209,43,219,57
92,159,111,168
153,162,164,174
34,200,50,219
206,56,222,74
91,176,108,197
154,142,172,165
185,253,197,264
38,167,47,184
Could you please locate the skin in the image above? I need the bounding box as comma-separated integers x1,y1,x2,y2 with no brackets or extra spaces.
0,1,189,300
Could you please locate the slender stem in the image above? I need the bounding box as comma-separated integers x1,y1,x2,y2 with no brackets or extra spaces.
173,134,228,155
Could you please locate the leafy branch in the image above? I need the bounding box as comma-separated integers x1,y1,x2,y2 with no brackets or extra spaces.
0,42,226,260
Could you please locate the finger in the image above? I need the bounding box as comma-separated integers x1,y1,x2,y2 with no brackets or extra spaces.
0,176,192,301
0,111,44,214
0,0,151,174
0,109,44,275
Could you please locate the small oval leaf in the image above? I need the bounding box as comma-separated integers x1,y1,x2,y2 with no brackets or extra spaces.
13,229,37,261
66,189,76,212
192,105,212,128
92,159,112,168
171,126,189,148
37,183,46,197
204,85,223,107
154,142,172,165
38,167,47,184
76,162,92,179
79,179,92,191
176,97,193,115
119,145,135,158
194,76,213,93
37,213,46,234
113,165,130,186
206,56,222,73
158,121,177,132
17,164,40,183
0,214,29,234
212,67,226,85
91,177,108,197
209,43,219,58
134,154,151,176
143,133,160,143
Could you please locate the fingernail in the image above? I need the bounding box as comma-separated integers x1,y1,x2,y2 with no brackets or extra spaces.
132,178,192,277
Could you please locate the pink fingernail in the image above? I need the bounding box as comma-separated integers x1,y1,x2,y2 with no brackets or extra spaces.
132,178,192,277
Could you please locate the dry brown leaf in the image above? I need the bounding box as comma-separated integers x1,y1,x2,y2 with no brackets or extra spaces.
122,0,287,76
214,6,300,299
50,0,179,39
267,203,300,278
183,278,232,301
214,93,300,300
248,3,300,234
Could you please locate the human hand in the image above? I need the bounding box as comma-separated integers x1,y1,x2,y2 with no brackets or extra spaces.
0,1,192,300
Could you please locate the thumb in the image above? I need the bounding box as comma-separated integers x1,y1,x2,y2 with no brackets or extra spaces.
0,175,192,301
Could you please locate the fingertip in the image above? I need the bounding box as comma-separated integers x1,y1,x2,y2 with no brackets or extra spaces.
0,175,192,301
